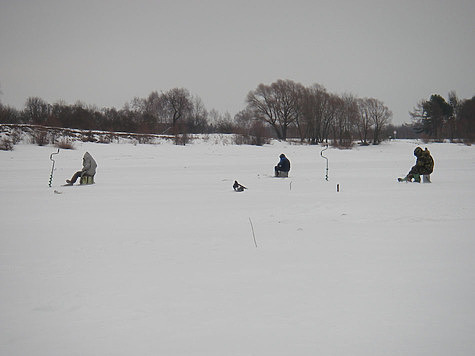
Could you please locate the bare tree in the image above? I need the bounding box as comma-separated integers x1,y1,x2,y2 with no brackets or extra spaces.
0,103,21,124
357,98,374,145
162,88,193,131
335,94,358,147
322,94,343,143
142,91,166,132
365,98,392,144
234,108,255,135
246,79,304,140
187,96,208,133
24,97,51,125
210,109,234,133
300,84,327,143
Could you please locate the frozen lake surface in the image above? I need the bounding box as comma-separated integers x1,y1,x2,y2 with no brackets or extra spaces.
1,138,474,355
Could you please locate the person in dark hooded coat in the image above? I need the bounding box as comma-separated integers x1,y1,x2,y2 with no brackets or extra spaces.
398,147,434,182
275,154,291,177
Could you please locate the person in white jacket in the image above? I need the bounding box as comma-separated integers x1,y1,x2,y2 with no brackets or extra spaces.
66,152,97,184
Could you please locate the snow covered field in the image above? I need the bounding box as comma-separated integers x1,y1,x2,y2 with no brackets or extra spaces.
1,138,475,355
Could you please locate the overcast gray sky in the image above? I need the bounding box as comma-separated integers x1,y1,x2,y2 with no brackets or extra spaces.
1,0,474,124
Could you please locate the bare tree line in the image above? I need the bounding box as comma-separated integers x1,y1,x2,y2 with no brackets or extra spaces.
2,79,397,145
245,80,392,145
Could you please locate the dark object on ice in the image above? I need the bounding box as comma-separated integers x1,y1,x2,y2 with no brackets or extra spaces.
398,147,434,183
49,148,60,187
320,144,329,181
66,152,97,185
275,153,290,177
233,180,247,192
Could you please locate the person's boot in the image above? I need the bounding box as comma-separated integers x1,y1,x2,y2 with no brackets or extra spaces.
413,174,421,183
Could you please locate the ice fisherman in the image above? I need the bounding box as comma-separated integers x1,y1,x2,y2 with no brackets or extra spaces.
275,153,291,177
66,152,97,185
398,147,434,183
233,180,247,192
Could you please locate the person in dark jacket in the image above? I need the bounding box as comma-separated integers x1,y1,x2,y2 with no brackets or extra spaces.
275,154,291,177
66,152,97,184
233,180,247,192
398,147,434,182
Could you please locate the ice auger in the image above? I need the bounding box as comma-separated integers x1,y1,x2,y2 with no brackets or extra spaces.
320,144,329,181
48,148,60,187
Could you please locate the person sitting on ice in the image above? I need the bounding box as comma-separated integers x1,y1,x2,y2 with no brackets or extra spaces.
233,180,247,192
66,152,97,185
398,147,434,183
275,153,291,177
